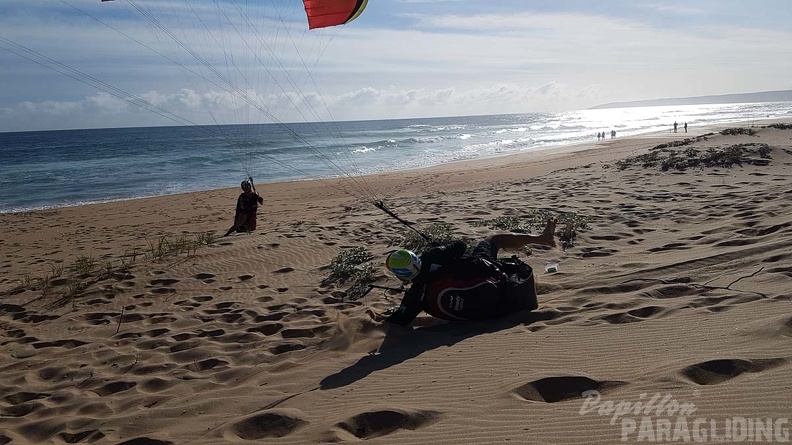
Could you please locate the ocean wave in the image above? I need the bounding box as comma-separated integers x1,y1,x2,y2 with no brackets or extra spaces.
4,101,790,213
404,124,467,132
402,136,444,144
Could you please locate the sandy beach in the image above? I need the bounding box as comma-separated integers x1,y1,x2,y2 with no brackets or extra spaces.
1,122,791,444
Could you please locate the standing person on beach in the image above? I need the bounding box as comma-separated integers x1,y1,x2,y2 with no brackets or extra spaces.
224,179,264,236
674,121,678,133
380,219,557,326
684,122,688,133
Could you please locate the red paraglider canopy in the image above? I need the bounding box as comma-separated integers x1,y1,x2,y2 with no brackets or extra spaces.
303,0,368,29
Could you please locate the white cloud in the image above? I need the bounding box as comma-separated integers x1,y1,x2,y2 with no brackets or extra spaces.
138,90,168,107
18,100,82,115
176,89,204,109
638,2,708,16
88,92,128,113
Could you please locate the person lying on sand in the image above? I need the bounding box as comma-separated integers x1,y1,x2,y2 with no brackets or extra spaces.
224,179,264,236
381,219,557,325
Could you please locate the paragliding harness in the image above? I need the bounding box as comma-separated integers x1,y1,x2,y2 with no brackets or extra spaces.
421,255,537,320
363,255,537,319
496,255,539,312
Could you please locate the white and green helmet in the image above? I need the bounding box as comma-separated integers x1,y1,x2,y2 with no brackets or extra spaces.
386,249,421,281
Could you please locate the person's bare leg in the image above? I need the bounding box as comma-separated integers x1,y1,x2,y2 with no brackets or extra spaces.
487,218,557,250
225,213,246,236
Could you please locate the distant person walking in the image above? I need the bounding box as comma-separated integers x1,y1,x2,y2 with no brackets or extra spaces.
597,132,601,141
673,121,678,133
684,122,688,133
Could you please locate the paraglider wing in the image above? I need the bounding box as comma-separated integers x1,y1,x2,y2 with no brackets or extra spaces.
303,0,368,29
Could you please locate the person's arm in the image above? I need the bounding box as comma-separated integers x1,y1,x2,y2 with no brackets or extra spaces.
383,282,425,326
256,193,264,204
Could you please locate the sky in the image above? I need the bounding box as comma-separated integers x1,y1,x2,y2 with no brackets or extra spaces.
0,0,791,132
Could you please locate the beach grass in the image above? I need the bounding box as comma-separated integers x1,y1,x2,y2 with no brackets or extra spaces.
5,231,218,309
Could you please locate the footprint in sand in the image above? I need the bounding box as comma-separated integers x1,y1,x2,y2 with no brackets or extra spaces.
579,247,618,258
680,358,787,385
227,410,308,440
7,310,59,324
146,315,177,325
140,377,178,393
150,287,176,295
513,376,627,403
688,294,764,312
590,234,629,241
246,323,284,335
82,312,115,325
186,358,229,372
196,328,225,338
201,302,238,315
150,278,179,286
2,328,29,343
194,273,216,283
780,317,792,337
31,339,87,349
173,299,200,309
57,431,106,443
270,342,307,355
766,266,792,278
333,408,442,440
592,306,672,325
169,339,201,353
647,242,691,252
637,284,699,299
4,392,49,405
117,438,173,445
219,313,244,323
143,328,169,337
92,381,137,396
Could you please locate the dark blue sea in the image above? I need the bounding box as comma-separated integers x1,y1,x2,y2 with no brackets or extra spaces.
1,102,789,213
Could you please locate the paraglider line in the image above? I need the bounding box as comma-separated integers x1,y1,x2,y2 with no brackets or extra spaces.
373,200,431,242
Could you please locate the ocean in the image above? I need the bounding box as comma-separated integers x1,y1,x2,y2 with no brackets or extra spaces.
1,101,789,214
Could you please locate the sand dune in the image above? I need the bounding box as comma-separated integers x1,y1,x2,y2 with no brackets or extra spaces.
1,123,791,444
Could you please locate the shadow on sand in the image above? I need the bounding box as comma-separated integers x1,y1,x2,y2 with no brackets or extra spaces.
320,309,559,390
